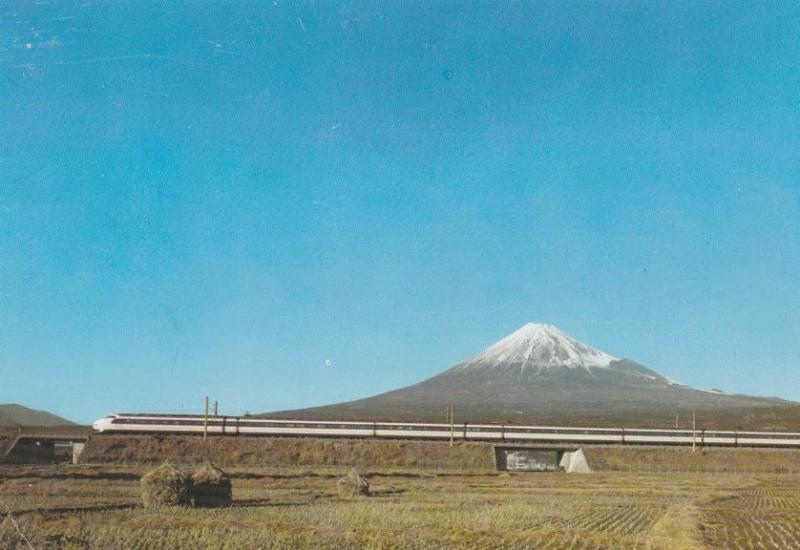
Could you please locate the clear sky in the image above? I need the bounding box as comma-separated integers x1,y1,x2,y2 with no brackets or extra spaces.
2,2,800,423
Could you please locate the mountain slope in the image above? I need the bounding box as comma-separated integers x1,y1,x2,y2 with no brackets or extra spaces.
0,404,75,427
263,323,798,430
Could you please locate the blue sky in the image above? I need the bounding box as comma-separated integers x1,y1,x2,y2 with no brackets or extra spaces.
2,2,799,423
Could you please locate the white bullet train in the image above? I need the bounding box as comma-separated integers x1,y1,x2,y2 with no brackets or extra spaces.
92,413,800,448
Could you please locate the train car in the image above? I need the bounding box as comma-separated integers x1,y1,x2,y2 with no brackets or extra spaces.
91,414,800,448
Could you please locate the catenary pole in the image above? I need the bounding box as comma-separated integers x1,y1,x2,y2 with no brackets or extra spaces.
449,404,454,447
204,396,209,441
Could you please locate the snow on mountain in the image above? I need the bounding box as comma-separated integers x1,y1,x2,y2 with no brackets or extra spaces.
457,323,619,371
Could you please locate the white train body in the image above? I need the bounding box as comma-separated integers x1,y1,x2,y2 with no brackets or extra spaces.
91,414,800,448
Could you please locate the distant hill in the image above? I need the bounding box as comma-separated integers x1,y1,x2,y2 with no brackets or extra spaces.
262,323,800,431
0,404,75,427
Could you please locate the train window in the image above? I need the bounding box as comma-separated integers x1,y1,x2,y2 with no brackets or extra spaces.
754,433,794,440
625,431,669,437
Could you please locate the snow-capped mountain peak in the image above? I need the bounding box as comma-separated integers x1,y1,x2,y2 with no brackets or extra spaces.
458,323,619,371
265,321,793,426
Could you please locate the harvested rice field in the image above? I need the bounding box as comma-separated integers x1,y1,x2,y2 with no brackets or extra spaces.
3,465,800,549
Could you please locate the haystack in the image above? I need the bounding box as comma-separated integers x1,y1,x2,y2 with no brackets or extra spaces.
140,462,192,508
336,468,369,497
191,463,233,507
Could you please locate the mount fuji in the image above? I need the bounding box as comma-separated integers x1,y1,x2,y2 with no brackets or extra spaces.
263,323,798,430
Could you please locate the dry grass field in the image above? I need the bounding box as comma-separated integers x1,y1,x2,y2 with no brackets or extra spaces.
3,464,800,549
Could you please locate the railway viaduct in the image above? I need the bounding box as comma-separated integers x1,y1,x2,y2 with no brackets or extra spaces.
1,428,90,465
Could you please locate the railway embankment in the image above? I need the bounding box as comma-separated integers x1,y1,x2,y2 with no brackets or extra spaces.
80,435,497,470
584,445,800,474
80,435,800,474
